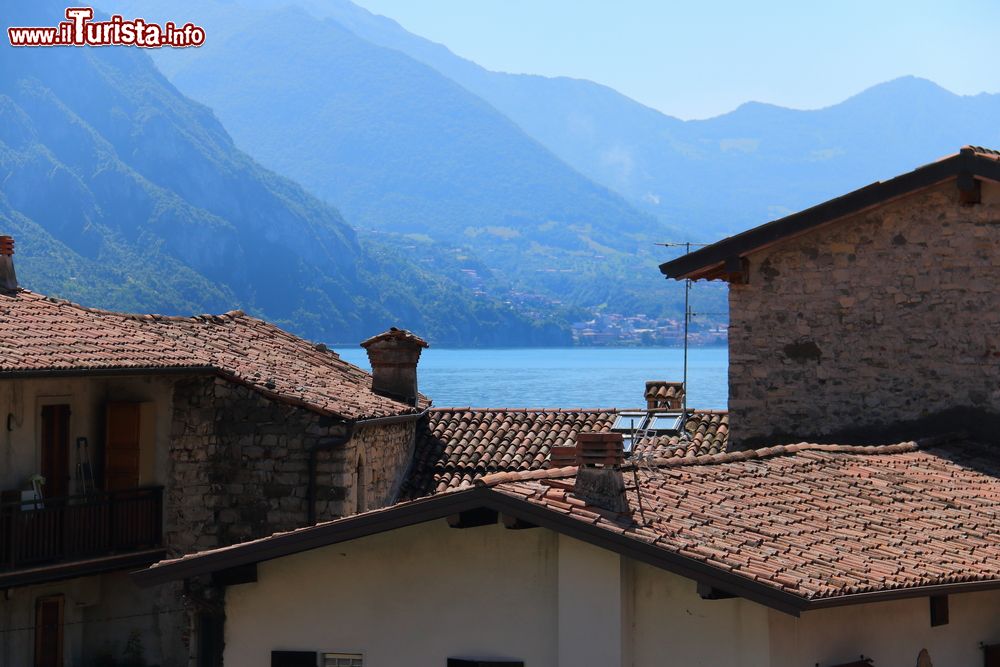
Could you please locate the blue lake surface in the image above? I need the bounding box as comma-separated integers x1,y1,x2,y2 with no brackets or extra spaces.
337,347,729,410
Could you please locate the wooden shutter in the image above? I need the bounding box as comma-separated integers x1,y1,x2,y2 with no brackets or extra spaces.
105,403,141,491
34,595,64,667
40,405,70,498
985,644,1000,667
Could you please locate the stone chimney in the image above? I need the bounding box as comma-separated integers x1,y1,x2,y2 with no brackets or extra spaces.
360,328,428,406
572,432,629,514
0,236,17,293
645,380,684,410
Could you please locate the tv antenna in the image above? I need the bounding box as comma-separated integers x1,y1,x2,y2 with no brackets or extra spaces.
655,242,711,419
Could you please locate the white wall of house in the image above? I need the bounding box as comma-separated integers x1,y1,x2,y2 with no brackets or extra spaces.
769,590,1000,667
223,519,1000,667
0,375,174,496
226,520,559,666
631,560,770,667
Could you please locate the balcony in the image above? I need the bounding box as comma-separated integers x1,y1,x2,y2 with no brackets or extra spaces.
0,486,165,587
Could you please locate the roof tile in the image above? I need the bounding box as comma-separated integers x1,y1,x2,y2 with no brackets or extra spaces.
0,290,421,419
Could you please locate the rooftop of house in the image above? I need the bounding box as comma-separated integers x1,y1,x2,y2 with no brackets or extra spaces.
139,431,1000,615
399,406,729,499
485,434,992,606
0,289,424,420
660,145,1000,281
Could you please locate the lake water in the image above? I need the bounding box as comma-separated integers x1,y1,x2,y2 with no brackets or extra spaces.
337,347,729,410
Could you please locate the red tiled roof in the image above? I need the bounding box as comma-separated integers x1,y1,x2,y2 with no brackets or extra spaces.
139,434,1000,610
400,407,729,499
487,435,1000,601
0,290,420,420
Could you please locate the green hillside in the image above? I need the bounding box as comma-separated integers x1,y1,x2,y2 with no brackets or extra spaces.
0,1,568,346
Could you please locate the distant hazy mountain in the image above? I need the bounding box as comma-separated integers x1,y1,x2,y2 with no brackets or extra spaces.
301,1,1000,235
0,1,569,346
106,0,694,324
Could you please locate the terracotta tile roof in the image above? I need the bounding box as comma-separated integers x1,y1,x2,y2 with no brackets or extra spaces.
965,145,1000,161
399,407,729,499
0,289,420,420
140,433,1000,609
486,435,1000,601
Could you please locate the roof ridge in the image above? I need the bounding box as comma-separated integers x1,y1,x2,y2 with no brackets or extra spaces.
16,289,251,324
639,431,968,468
477,465,578,486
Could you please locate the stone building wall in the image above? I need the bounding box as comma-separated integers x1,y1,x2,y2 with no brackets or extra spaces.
729,179,1000,445
352,421,417,513
167,376,417,554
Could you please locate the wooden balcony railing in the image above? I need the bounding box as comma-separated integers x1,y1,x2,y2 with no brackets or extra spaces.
0,486,163,571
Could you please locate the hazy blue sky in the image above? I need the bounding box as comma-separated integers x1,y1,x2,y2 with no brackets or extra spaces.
350,0,1000,119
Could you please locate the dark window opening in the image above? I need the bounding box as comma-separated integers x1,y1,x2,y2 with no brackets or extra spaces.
34,595,64,667
197,613,224,667
355,457,367,514
984,643,1000,667
272,651,317,667
930,594,949,626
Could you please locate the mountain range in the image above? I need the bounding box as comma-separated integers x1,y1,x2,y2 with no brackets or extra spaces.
7,0,1000,346
290,0,1000,233
0,0,569,346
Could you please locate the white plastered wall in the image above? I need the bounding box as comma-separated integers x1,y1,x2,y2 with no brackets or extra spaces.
223,521,776,667
223,517,1000,667
769,589,1000,667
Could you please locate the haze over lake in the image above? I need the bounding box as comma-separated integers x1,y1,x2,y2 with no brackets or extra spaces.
338,347,729,409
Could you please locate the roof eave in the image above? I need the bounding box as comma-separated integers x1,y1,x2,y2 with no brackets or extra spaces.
132,486,805,615
800,577,1000,612
659,151,1000,281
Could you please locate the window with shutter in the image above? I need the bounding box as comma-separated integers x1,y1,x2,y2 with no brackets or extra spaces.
323,653,363,667
105,402,141,491
34,595,64,667
40,405,70,498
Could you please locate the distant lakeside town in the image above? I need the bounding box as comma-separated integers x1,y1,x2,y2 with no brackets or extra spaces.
569,312,727,346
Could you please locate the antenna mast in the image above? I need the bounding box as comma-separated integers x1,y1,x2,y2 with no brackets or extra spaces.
682,245,691,417
655,241,710,430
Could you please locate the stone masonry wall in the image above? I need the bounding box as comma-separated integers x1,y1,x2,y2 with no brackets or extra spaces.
167,376,417,554
729,180,1000,445
352,421,416,513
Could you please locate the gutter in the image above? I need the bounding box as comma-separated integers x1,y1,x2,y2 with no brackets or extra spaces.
133,485,1000,618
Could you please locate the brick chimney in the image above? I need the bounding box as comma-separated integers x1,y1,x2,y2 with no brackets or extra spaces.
572,432,629,514
360,328,428,406
645,380,684,410
0,236,17,293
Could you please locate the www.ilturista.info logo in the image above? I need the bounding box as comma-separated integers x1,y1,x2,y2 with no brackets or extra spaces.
8,8,205,48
